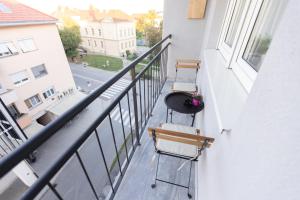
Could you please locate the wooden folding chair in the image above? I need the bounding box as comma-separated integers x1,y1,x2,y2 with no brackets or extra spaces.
148,123,214,199
172,59,201,93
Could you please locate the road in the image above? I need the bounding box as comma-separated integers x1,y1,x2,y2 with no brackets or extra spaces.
30,63,149,200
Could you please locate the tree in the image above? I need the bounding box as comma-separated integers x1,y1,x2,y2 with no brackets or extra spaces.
145,21,162,59
59,26,81,58
135,10,160,37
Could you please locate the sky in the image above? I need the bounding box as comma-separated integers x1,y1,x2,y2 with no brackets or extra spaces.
18,0,164,15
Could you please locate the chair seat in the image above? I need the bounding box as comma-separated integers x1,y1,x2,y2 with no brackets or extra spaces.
156,123,198,158
172,82,197,93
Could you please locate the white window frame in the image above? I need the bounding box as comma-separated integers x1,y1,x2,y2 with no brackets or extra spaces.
25,94,42,109
218,0,251,64
18,38,37,53
218,0,286,92
9,70,30,86
0,41,18,58
230,0,263,91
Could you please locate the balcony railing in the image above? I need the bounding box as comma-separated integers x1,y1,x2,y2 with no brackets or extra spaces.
0,34,172,200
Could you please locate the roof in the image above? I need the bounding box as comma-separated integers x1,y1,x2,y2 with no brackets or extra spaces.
52,7,133,23
0,0,57,27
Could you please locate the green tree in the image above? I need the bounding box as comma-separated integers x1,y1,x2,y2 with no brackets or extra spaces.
59,26,81,58
145,21,162,59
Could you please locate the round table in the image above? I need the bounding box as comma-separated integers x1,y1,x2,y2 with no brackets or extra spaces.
164,92,204,126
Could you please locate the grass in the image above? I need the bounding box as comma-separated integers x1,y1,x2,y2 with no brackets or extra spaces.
135,63,146,75
82,55,123,71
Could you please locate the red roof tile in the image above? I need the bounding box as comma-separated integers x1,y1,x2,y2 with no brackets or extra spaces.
0,0,57,26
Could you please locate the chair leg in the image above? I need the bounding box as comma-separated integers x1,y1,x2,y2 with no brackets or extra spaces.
187,160,193,199
151,153,161,188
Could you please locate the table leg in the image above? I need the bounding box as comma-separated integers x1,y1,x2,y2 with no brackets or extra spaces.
191,114,195,127
166,108,168,123
170,110,173,123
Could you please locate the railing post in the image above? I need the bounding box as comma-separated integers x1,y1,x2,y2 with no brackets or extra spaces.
130,67,141,145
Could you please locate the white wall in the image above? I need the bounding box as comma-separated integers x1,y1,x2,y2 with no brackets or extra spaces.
163,0,206,80
164,0,300,200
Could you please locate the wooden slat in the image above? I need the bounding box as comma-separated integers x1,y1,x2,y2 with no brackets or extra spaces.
148,127,215,143
188,0,207,19
177,59,201,64
176,59,201,69
156,134,211,148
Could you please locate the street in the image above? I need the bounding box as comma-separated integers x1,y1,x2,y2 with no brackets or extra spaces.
30,63,149,200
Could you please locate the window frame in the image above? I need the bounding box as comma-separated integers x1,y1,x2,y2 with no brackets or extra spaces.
31,64,48,79
0,41,19,58
230,0,269,91
218,0,251,62
17,38,37,53
42,87,55,99
218,0,285,92
25,94,42,109
9,70,30,86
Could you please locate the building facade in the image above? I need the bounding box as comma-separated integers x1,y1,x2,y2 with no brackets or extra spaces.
78,17,137,57
0,0,76,131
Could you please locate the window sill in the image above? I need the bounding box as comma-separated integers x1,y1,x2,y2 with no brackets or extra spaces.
28,102,42,110
0,53,19,59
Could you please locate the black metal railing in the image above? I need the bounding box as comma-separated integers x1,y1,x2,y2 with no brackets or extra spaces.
0,34,171,200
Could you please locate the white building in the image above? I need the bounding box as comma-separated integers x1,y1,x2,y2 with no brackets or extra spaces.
78,17,137,57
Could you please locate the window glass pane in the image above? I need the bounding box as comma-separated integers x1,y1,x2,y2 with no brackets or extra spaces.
225,0,247,47
18,39,37,52
31,64,48,78
242,0,286,71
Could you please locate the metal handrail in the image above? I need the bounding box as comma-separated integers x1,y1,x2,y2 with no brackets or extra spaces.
0,35,171,199
0,34,172,178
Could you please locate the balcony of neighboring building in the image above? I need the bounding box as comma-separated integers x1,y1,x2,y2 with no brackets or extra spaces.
0,88,18,106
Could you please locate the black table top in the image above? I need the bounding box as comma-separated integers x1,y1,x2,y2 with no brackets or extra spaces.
164,92,204,114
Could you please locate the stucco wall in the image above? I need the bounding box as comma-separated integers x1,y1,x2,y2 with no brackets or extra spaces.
162,0,206,80
164,0,300,199
0,24,76,118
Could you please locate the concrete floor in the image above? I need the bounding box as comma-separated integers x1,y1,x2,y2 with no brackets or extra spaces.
114,81,196,200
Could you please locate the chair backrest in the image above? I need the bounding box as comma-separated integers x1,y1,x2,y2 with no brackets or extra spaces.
148,127,214,148
176,59,201,69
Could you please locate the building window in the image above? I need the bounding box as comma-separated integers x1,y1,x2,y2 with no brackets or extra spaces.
9,70,29,86
241,1,284,72
101,41,104,48
85,28,88,35
25,94,42,109
91,28,95,35
94,40,97,47
98,29,101,36
43,87,55,99
18,38,37,53
7,104,21,119
31,64,48,79
88,40,91,46
0,41,18,58
218,0,287,91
